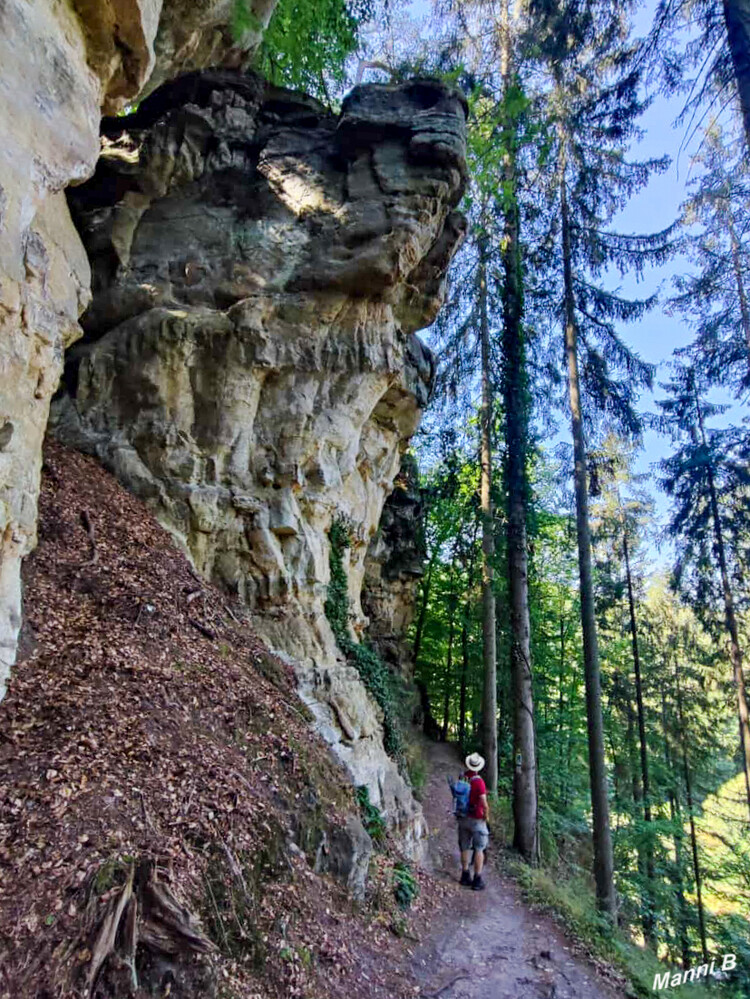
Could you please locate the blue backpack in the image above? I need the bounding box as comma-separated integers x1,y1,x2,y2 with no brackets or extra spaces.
448,776,472,817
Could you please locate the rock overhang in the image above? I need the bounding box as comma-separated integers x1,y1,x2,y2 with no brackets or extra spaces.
51,69,467,853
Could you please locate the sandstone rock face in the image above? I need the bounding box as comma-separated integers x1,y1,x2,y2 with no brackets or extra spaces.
362,454,426,678
0,0,99,698
53,71,466,849
0,0,275,699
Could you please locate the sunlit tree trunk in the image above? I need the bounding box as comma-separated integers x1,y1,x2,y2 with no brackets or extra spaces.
459,608,470,750
695,389,750,818
623,527,655,943
675,664,709,964
499,1,538,861
559,118,617,918
479,233,498,794
661,686,691,969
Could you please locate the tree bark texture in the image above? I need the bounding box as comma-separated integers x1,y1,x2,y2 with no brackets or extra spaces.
559,132,617,918
479,236,498,794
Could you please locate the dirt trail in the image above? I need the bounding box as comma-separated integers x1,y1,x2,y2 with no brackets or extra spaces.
411,740,626,999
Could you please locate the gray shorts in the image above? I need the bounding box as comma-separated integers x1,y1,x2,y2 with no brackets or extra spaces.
457,817,489,853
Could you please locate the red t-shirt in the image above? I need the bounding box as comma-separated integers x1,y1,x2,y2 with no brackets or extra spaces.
465,772,487,820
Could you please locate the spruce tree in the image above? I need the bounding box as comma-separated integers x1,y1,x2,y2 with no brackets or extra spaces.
529,0,670,918
672,123,750,399
657,362,750,819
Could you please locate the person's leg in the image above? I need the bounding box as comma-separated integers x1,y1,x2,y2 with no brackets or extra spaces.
458,822,473,885
471,824,489,889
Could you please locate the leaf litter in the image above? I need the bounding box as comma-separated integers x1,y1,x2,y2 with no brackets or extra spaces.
0,441,445,999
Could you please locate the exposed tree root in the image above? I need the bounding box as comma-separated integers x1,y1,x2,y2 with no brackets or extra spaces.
79,860,215,997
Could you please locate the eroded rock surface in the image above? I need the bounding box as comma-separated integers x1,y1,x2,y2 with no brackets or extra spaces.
362,454,426,678
0,0,275,698
53,71,467,849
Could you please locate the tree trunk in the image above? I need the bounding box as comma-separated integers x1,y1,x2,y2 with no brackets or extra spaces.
661,685,691,969
413,558,435,671
675,665,709,965
728,213,750,364
500,8,538,862
623,528,655,943
479,233,498,794
559,125,617,919
723,0,750,153
696,391,750,817
441,591,457,742
459,607,470,750
557,607,566,806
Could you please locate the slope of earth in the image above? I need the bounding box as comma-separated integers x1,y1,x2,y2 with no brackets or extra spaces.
0,441,436,999
411,740,629,999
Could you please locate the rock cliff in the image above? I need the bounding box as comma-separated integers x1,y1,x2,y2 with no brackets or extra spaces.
0,0,276,698
52,70,467,849
362,454,426,678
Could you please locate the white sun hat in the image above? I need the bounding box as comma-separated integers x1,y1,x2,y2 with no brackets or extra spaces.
465,752,485,772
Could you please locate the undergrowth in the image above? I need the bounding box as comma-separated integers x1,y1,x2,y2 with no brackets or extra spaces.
356,785,387,844
325,517,405,765
392,861,419,910
509,859,735,999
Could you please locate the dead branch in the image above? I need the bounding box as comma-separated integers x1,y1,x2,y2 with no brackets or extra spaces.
81,862,215,994
189,619,216,641
222,601,240,624
355,59,396,83
220,840,249,896
86,864,134,994
79,510,99,568
122,896,139,991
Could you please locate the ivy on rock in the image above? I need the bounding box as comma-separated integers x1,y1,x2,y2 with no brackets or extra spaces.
325,517,405,763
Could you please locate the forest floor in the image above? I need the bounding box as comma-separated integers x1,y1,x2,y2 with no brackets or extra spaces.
408,739,628,999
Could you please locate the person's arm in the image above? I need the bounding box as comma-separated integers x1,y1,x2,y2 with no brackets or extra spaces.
480,793,489,823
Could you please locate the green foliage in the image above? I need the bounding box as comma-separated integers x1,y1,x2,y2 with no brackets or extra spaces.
392,860,419,910
404,741,428,800
513,861,719,999
325,517,405,762
356,785,386,844
231,0,262,40
255,0,374,98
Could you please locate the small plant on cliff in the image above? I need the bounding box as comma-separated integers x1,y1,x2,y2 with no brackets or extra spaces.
324,517,404,762
392,860,419,910
355,785,386,844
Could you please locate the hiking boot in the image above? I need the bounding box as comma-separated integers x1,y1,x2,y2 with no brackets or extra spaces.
460,870,473,887
472,874,486,891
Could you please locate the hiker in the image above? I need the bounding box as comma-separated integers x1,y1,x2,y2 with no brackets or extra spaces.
449,752,490,891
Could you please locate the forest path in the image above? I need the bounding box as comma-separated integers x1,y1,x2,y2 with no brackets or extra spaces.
411,739,625,999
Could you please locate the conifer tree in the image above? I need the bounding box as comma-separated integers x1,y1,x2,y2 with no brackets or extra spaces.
529,0,670,918
657,362,750,819
672,123,750,399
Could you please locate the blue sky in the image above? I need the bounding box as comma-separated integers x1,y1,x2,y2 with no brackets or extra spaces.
602,0,743,556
